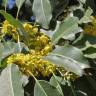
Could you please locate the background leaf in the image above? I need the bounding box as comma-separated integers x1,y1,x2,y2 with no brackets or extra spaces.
79,7,93,24
0,10,30,43
1,0,8,7
32,0,52,29
82,42,96,59
52,17,80,44
16,0,25,9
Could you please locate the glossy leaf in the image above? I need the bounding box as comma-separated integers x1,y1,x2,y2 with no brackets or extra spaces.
44,45,90,76
32,0,52,29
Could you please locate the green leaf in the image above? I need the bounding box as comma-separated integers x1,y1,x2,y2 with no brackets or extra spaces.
34,80,63,96
81,42,96,59
32,0,52,29
0,10,21,28
44,45,90,76
16,0,25,9
52,17,80,44
0,10,30,43
77,0,86,4
50,76,66,85
0,42,29,67
50,75,64,96
0,64,24,96
1,0,8,7
79,7,93,24
50,0,69,20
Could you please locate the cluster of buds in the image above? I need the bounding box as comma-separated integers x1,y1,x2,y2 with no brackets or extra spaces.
57,67,78,81
1,20,18,40
7,53,56,77
1,20,55,78
23,23,53,54
2,20,77,80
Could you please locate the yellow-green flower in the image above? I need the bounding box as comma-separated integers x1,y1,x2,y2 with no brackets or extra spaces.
7,53,56,77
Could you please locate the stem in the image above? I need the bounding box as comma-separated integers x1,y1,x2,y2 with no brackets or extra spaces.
5,0,7,13
17,34,22,52
68,80,77,96
16,8,20,20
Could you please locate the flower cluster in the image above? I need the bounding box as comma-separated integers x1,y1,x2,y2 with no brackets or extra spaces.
23,23,52,54
57,68,78,81
1,20,53,55
2,20,77,80
2,20,55,77
7,53,56,77
1,20,18,40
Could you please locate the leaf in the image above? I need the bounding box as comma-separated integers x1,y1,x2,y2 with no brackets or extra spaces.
34,80,63,96
77,0,86,4
86,0,96,15
32,0,52,29
0,64,24,96
0,42,29,67
50,75,64,96
81,42,96,59
50,0,69,19
73,34,96,48
16,0,25,9
50,76,66,85
1,0,8,7
52,17,80,44
0,10,30,43
44,45,90,76
79,7,93,24
49,0,59,10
